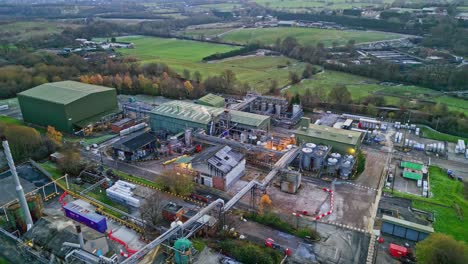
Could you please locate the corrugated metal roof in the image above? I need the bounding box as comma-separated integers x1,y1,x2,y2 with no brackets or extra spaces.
230,110,270,127
382,215,434,233
400,161,423,171
152,100,270,127
295,124,362,145
18,81,115,105
196,93,225,107
403,171,422,180
152,101,224,125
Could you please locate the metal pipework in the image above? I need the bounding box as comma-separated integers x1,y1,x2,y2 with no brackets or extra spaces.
76,225,85,249
1,136,34,231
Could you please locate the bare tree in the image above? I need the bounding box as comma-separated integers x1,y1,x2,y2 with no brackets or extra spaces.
140,191,164,238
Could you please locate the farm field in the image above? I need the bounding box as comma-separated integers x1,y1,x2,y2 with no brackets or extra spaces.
0,21,81,42
218,27,403,47
287,70,468,112
179,28,236,39
286,70,402,103
115,36,306,93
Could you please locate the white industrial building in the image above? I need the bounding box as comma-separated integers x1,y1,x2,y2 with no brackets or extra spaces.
106,180,141,208
191,145,245,191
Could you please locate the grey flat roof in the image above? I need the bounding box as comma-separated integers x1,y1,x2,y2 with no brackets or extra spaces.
382,214,434,233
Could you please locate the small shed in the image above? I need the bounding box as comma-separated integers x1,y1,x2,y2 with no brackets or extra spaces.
162,202,184,222
381,215,434,241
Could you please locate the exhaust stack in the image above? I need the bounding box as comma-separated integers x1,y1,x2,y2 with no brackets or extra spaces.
76,225,85,249
1,136,34,231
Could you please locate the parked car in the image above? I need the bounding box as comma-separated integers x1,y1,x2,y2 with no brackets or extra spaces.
219,257,240,264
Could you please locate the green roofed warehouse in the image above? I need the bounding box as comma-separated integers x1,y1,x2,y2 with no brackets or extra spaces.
150,100,270,134
195,93,225,108
295,124,364,154
18,81,118,133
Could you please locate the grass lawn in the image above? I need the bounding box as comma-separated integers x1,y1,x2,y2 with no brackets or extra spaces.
386,166,468,242
434,96,468,115
220,27,403,47
419,125,468,143
0,115,22,125
115,36,305,93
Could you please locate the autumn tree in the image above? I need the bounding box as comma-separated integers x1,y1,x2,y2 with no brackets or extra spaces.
416,233,468,264
46,126,62,147
58,146,85,176
184,80,193,95
1,124,41,160
258,193,272,215
157,170,194,196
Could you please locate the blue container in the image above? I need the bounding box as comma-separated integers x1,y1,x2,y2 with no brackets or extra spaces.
64,202,107,233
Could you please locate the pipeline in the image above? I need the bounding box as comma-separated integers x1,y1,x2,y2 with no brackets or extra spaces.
121,198,224,264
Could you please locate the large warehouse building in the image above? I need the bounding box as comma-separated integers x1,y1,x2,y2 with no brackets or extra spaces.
295,124,364,154
150,100,270,134
18,81,118,133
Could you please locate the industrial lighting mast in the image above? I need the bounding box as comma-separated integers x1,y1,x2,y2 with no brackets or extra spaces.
1,136,34,231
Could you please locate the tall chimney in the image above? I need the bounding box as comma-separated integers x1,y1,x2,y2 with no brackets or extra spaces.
76,225,85,249
1,136,34,231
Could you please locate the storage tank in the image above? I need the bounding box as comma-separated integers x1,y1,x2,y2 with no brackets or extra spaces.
305,143,316,149
331,153,341,161
6,193,43,234
339,156,355,179
292,104,301,116
312,146,328,170
174,238,192,264
327,158,339,175
184,129,192,146
268,103,274,113
301,147,313,170
261,102,267,112
240,133,247,143
275,104,281,115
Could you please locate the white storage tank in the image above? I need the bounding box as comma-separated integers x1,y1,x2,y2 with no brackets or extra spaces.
327,158,339,174
301,147,313,170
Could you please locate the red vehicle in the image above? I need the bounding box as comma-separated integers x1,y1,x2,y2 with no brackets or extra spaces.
265,238,291,256
389,243,408,258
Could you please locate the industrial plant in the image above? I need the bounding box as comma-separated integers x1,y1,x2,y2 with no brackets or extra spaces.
1,84,466,264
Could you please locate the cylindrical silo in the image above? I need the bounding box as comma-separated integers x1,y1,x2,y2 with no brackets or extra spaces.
301,147,313,170
327,158,338,175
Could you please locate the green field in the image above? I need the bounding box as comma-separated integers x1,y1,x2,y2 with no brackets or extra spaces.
419,125,468,143
179,28,236,39
387,166,468,242
115,36,305,93
286,70,403,104
434,96,468,115
0,21,80,42
213,27,403,47
287,70,468,111
384,166,468,242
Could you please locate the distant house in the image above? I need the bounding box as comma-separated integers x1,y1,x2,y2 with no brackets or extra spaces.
278,20,296,27
190,145,245,191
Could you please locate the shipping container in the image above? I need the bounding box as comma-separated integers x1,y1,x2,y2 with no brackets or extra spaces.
63,202,107,233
